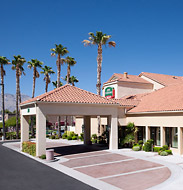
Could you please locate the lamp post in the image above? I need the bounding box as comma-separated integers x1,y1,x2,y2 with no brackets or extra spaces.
0,83,5,141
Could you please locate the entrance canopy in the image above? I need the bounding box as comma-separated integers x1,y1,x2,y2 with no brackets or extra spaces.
20,85,120,156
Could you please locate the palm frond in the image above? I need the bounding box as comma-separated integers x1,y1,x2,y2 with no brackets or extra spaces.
108,41,116,47
82,40,92,46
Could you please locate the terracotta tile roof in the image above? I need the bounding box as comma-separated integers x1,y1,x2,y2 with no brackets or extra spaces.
112,92,149,107
20,84,119,106
104,73,151,85
139,72,183,86
128,84,183,113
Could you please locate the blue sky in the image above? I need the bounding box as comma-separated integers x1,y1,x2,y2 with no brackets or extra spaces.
1,0,183,97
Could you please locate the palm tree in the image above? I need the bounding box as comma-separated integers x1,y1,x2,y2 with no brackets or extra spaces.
28,59,43,136
51,44,68,138
40,66,55,93
51,44,68,88
12,55,26,138
28,59,43,98
0,56,10,140
83,31,116,135
52,80,63,89
70,76,79,86
83,31,116,95
65,56,77,84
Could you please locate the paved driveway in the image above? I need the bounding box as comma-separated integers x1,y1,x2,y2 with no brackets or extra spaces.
59,148,171,190
0,142,96,190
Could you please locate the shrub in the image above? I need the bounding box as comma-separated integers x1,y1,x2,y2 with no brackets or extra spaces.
132,146,141,151
147,139,154,145
79,133,84,141
153,147,162,152
138,140,143,145
92,139,97,144
22,141,36,156
143,142,152,152
62,133,67,139
160,151,168,156
50,135,55,139
165,150,173,155
55,135,59,139
72,136,78,140
40,154,46,159
46,134,50,138
121,133,135,147
162,145,169,151
67,136,72,140
92,134,97,139
6,132,17,140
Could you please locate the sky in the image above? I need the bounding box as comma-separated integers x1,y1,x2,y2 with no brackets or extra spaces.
1,0,183,97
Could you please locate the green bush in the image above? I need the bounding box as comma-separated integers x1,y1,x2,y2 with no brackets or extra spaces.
138,140,143,145
40,154,46,159
22,141,36,156
6,132,17,140
72,136,78,140
67,136,72,140
92,139,97,144
79,133,84,141
121,133,135,147
62,133,67,139
162,145,169,151
132,146,141,151
147,139,154,145
160,151,168,156
46,134,50,138
92,134,97,139
50,135,55,139
153,147,162,152
143,142,152,152
165,150,173,155
55,135,59,139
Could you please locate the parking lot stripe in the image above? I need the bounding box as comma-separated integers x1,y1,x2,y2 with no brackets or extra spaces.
72,158,137,169
97,166,166,180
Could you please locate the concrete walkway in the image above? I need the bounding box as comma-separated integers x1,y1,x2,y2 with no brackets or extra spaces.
3,139,183,190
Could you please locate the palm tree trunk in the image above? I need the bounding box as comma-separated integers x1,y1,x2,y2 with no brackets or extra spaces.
57,54,61,138
45,77,48,93
97,44,102,135
67,65,70,84
57,54,61,88
1,65,5,140
96,44,102,95
65,116,67,132
16,67,19,139
18,86,21,103
72,82,74,86
31,68,36,136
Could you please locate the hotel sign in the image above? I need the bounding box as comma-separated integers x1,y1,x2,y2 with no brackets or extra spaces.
105,87,115,99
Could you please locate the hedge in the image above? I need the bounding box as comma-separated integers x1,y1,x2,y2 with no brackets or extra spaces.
22,141,36,156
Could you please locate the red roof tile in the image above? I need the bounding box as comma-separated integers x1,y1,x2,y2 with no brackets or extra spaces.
20,84,119,106
104,73,151,85
140,72,183,86
128,84,183,113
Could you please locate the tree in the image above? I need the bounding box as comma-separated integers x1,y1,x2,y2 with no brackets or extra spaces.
64,56,77,84
40,66,55,93
28,59,43,98
51,44,68,138
64,75,79,86
0,56,10,140
12,55,26,138
70,76,79,86
83,31,116,95
52,81,63,89
28,59,43,136
83,31,116,135
51,44,68,88
5,109,12,114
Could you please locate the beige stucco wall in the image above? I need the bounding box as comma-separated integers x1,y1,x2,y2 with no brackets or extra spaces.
103,81,153,99
140,75,164,90
126,112,183,127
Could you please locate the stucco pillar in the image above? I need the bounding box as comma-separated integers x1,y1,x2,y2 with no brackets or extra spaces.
146,126,150,141
160,126,165,146
178,127,183,155
36,107,46,157
21,115,29,150
84,116,91,145
109,114,118,150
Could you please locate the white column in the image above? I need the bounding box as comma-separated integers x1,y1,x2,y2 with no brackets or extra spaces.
21,115,29,150
160,126,165,146
84,116,91,145
109,114,118,150
36,107,46,157
146,126,150,141
178,127,183,155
